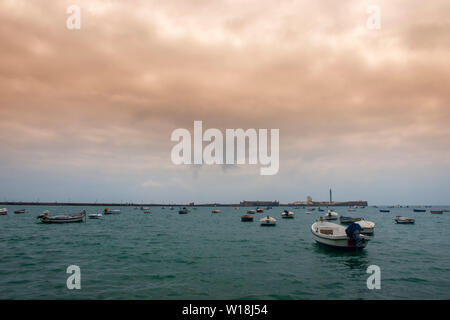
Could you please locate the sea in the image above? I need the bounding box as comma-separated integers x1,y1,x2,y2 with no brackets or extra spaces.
0,205,449,299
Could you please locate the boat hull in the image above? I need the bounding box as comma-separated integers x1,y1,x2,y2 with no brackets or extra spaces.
311,230,368,249
395,219,414,224
41,217,84,224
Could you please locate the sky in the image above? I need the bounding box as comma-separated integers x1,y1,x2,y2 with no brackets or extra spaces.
1,0,449,205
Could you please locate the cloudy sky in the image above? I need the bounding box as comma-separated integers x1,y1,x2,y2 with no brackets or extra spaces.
1,0,449,204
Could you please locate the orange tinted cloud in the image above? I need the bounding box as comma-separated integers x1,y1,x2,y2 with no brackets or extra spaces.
0,0,449,202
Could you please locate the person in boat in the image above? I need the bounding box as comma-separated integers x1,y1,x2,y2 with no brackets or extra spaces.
345,222,363,247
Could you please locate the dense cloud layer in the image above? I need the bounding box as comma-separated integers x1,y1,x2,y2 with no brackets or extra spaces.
1,0,449,203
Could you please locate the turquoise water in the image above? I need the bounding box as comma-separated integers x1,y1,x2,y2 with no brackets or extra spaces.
1,206,449,299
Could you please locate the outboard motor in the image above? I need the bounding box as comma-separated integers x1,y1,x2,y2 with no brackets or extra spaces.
345,222,363,247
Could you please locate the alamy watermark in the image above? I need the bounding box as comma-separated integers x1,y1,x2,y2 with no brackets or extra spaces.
66,265,81,289
366,265,381,289
170,121,279,175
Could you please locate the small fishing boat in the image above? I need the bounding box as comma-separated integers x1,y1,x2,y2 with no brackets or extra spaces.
256,208,264,213
305,211,312,214
144,209,152,214
430,210,443,214
0,208,7,215
339,216,362,224
394,216,415,224
311,219,370,249
355,220,375,234
179,207,189,214
413,209,426,212
318,208,324,212
247,209,256,214
104,208,121,214
241,215,254,222
88,213,102,219
260,216,276,226
379,209,390,213
281,210,294,219
211,209,221,214
324,210,338,220
38,210,86,224
14,209,26,214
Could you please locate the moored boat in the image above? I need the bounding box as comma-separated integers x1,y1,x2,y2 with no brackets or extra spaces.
14,209,26,214
311,219,370,249
394,216,415,224
355,220,375,234
0,208,7,215
211,209,221,214
256,208,264,213
144,209,152,213
260,216,276,226
339,216,362,224
430,210,443,214
38,210,86,224
104,208,121,214
179,207,189,214
281,210,294,219
241,215,254,222
413,208,426,212
379,209,390,213
324,210,338,220
88,213,102,219
247,209,256,214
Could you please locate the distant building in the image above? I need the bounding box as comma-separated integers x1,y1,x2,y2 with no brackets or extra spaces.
306,196,313,205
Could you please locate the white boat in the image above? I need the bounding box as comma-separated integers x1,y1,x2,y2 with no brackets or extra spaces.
247,209,256,214
394,216,415,224
88,213,102,219
104,208,120,214
311,219,370,249
38,210,86,224
281,210,294,219
324,210,339,220
260,216,276,226
0,208,7,215
211,209,221,214
355,220,375,234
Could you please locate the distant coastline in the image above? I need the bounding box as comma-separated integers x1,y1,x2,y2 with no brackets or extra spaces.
0,200,368,207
